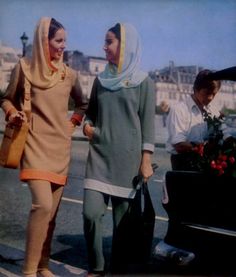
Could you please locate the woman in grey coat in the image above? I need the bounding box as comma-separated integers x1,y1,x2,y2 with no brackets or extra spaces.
83,22,156,276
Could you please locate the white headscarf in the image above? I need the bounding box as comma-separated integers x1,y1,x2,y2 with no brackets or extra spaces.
20,17,66,89
98,23,147,91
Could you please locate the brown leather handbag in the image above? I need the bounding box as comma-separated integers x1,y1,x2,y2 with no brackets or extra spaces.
0,78,31,169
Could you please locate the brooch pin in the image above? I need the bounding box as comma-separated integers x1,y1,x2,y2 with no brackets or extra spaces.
61,72,65,81
124,80,129,86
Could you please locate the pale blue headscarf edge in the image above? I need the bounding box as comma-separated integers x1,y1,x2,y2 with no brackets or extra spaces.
98,23,148,91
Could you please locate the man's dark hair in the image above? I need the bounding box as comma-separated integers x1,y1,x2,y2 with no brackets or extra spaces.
193,69,221,92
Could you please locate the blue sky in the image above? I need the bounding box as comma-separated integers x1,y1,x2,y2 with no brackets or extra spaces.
0,0,235,71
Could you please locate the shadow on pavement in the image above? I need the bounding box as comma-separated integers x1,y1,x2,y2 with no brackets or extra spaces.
1,235,235,276
51,235,236,276
0,243,87,277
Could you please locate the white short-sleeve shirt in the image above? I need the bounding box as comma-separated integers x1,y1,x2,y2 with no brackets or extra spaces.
166,95,230,154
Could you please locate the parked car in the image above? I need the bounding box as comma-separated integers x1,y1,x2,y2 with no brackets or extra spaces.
163,170,236,271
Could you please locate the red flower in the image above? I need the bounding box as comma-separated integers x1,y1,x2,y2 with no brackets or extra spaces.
193,143,204,156
218,169,225,176
210,160,216,169
221,161,228,169
219,154,227,161
193,112,236,178
229,156,235,164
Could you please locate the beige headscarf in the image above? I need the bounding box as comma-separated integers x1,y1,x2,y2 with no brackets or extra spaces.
20,17,66,89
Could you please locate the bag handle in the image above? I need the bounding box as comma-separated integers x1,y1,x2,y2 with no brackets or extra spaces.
23,77,31,123
132,163,158,211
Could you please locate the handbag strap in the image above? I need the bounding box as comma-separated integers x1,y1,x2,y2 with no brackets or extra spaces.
23,77,31,122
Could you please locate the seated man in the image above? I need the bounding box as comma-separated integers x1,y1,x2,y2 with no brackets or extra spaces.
154,69,232,265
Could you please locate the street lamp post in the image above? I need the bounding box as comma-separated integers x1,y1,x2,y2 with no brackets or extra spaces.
20,32,28,57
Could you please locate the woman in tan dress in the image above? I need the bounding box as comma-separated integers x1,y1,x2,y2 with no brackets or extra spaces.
0,17,88,277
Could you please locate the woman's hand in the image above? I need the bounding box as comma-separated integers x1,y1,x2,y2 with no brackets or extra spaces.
8,111,27,126
84,123,95,140
139,151,153,183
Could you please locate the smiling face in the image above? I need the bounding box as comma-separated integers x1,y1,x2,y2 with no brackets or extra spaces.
49,28,66,61
103,31,120,65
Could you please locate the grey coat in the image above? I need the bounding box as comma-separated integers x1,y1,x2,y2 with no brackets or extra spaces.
84,76,156,198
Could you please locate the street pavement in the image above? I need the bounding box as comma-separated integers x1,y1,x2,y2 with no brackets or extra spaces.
0,111,169,277
0,111,234,276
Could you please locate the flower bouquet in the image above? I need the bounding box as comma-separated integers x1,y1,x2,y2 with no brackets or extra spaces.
192,111,236,178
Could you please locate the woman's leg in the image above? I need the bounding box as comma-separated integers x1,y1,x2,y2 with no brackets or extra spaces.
83,189,108,273
37,183,64,276
110,197,130,271
22,180,63,276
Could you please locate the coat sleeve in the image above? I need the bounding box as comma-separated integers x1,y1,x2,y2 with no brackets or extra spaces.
138,77,156,152
83,77,99,126
0,62,22,121
70,70,89,126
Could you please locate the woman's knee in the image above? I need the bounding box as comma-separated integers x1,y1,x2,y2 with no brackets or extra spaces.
28,180,53,216
83,190,106,222
83,206,104,223
30,202,53,217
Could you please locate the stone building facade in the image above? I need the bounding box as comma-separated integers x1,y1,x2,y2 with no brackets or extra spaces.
0,43,235,110
150,61,236,110
0,42,20,92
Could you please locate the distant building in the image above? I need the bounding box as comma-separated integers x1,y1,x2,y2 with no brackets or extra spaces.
80,56,107,98
63,50,107,75
0,42,20,91
150,61,236,110
63,51,107,99
64,50,88,72
0,46,107,100
88,56,107,75
1,43,235,110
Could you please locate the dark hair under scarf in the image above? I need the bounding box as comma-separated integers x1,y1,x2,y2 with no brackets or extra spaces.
108,23,121,41
48,18,64,40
